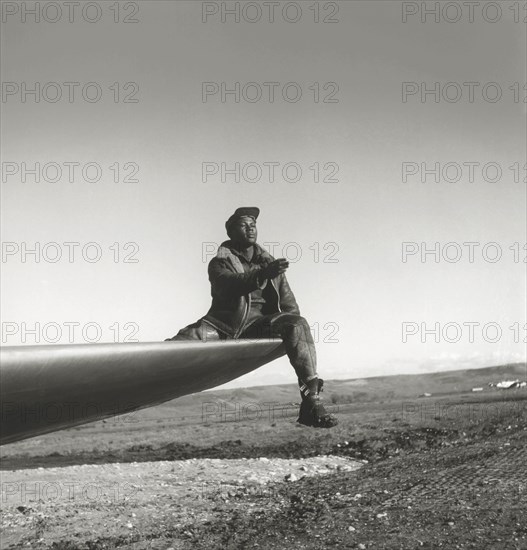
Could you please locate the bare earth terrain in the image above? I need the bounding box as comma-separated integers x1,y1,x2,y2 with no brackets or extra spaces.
1,363,526,549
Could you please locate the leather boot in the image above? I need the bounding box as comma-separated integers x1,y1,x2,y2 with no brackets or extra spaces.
297,378,338,428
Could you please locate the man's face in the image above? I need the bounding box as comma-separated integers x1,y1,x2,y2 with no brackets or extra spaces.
229,216,257,246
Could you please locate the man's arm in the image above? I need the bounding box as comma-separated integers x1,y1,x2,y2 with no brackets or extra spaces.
208,258,266,298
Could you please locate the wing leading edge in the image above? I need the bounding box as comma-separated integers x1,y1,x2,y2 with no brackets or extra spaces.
0,340,285,445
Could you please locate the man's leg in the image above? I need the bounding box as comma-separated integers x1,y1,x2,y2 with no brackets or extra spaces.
165,319,222,341
241,314,337,428
243,313,317,380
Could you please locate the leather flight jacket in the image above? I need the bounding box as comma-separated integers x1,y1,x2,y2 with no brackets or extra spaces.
203,241,300,338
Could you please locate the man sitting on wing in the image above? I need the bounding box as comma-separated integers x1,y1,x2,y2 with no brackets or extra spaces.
168,207,338,428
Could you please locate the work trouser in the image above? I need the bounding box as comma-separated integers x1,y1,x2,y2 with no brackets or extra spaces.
239,312,317,383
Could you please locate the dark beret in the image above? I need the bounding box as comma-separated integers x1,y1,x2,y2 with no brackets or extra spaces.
225,207,260,231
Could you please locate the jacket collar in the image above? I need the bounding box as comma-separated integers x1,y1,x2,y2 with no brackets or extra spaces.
218,241,271,262
216,241,272,275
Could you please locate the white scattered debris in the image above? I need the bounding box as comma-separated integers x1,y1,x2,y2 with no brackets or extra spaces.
496,380,520,389
489,380,527,389
420,392,432,398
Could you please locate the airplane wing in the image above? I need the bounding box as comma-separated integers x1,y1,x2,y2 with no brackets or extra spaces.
0,340,285,445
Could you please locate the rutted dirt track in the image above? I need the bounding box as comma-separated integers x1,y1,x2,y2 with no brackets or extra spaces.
1,393,526,549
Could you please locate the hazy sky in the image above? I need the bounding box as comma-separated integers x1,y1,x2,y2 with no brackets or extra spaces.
1,1,525,388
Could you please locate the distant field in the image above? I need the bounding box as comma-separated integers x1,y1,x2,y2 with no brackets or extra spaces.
1,362,525,468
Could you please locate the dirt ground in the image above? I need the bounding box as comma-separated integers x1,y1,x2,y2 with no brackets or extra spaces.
1,391,526,549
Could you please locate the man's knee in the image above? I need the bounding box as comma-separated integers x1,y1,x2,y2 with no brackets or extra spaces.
288,314,310,329
296,315,310,330
280,315,311,340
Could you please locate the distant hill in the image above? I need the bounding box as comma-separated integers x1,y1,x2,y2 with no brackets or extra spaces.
135,362,526,421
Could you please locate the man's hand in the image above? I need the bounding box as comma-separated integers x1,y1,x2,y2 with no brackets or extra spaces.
260,258,289,279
